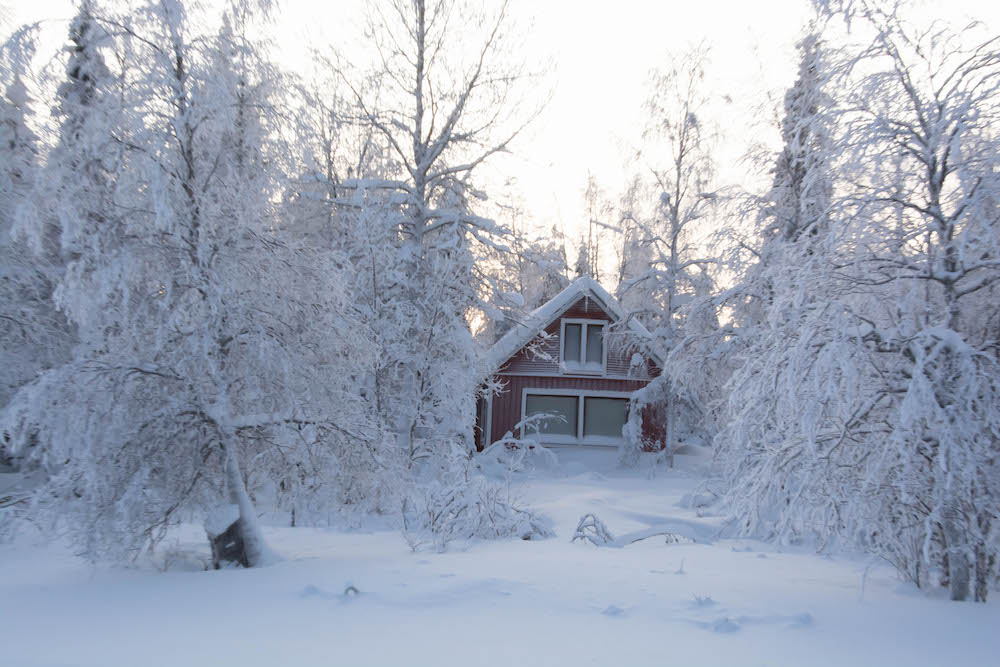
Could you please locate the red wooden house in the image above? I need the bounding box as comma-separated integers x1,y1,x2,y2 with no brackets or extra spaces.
476,277,663,450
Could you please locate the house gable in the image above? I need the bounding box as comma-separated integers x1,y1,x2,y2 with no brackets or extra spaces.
498,294,656,380
478,277,664,450
490,277,661,381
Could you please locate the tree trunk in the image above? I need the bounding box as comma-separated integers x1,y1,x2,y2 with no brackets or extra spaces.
944,514,969,601
974,543,988,603
208,432,272,569
664,390,676,468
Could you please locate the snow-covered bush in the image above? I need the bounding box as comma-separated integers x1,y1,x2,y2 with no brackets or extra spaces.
477,437,560,478
401,448,553,552
572,513,615,546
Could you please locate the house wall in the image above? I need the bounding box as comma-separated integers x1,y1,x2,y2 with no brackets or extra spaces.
488,374,653,445
477,291,666,450
499,295,658,380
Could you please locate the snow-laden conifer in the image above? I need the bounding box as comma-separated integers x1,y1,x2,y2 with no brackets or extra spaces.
716,4,1000,601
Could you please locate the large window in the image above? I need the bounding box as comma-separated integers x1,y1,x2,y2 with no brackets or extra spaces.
522,391,629,444
583,397,628,438
524,394,578,436
561,320,605,374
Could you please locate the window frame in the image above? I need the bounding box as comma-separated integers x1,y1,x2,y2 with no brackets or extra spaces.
583,395,632,439
520,388,632,446
522,394,580,438
559,318,609,376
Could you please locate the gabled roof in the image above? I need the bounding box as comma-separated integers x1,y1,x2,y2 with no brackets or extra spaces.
488,276,660,370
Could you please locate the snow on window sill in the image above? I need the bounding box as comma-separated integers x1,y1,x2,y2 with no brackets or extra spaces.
523,433,624,447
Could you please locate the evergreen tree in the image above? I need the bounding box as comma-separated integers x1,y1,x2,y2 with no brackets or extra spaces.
716,6,1000,601
0,26,74,433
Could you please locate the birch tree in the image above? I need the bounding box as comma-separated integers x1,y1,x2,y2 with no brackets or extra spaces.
578,174,611,281
619,46,718,465
476,197,570,342
332,0,540,464
3,0,370,564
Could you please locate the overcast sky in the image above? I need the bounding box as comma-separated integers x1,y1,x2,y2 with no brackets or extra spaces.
8,0,1000,244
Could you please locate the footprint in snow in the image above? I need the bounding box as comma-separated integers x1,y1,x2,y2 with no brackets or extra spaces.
601,605,626,617
691,595,716,608
298,584,363,600
692,612,813,633
737,612,814,629
711,617,740,633
298,584,335,600
781,612,813,628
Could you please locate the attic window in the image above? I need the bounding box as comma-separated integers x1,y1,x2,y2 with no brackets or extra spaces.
561,319,606,374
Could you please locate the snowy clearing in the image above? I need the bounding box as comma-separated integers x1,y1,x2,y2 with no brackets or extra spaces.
2,452,996,667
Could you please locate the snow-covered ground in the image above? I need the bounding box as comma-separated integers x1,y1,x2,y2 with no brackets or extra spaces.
2,450,997,667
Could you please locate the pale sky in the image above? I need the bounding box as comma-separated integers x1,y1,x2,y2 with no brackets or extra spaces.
7,0,1000,247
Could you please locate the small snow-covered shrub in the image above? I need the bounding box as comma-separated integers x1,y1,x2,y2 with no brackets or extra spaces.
476,434,560,477
401,456,553,552
572,513,615,546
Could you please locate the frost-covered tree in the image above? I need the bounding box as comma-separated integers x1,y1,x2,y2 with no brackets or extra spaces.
0,71,34,204
286,54,396,254
618,46,719,465
729,29,834,330
682,29,837,450
717,3,1000,601
762,32,832,249
331,0,539,464
0,59,48,410
612,175,653,313
303,0,555,545
41,0,116,264
578,174,611,281
3,0,371,564
532,224,571,306
477,198,570,342
515,223,571,313
572,238,591,279
0,25,75,439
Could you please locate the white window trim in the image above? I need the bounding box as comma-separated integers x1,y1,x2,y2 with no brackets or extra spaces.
519,387,632,446
559,318,609,376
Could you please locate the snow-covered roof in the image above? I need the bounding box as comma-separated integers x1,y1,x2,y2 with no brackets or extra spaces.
488,276,660,370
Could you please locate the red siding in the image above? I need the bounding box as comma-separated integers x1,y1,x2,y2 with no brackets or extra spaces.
488,374,652,445
481,291,667,450
501,318,561,374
